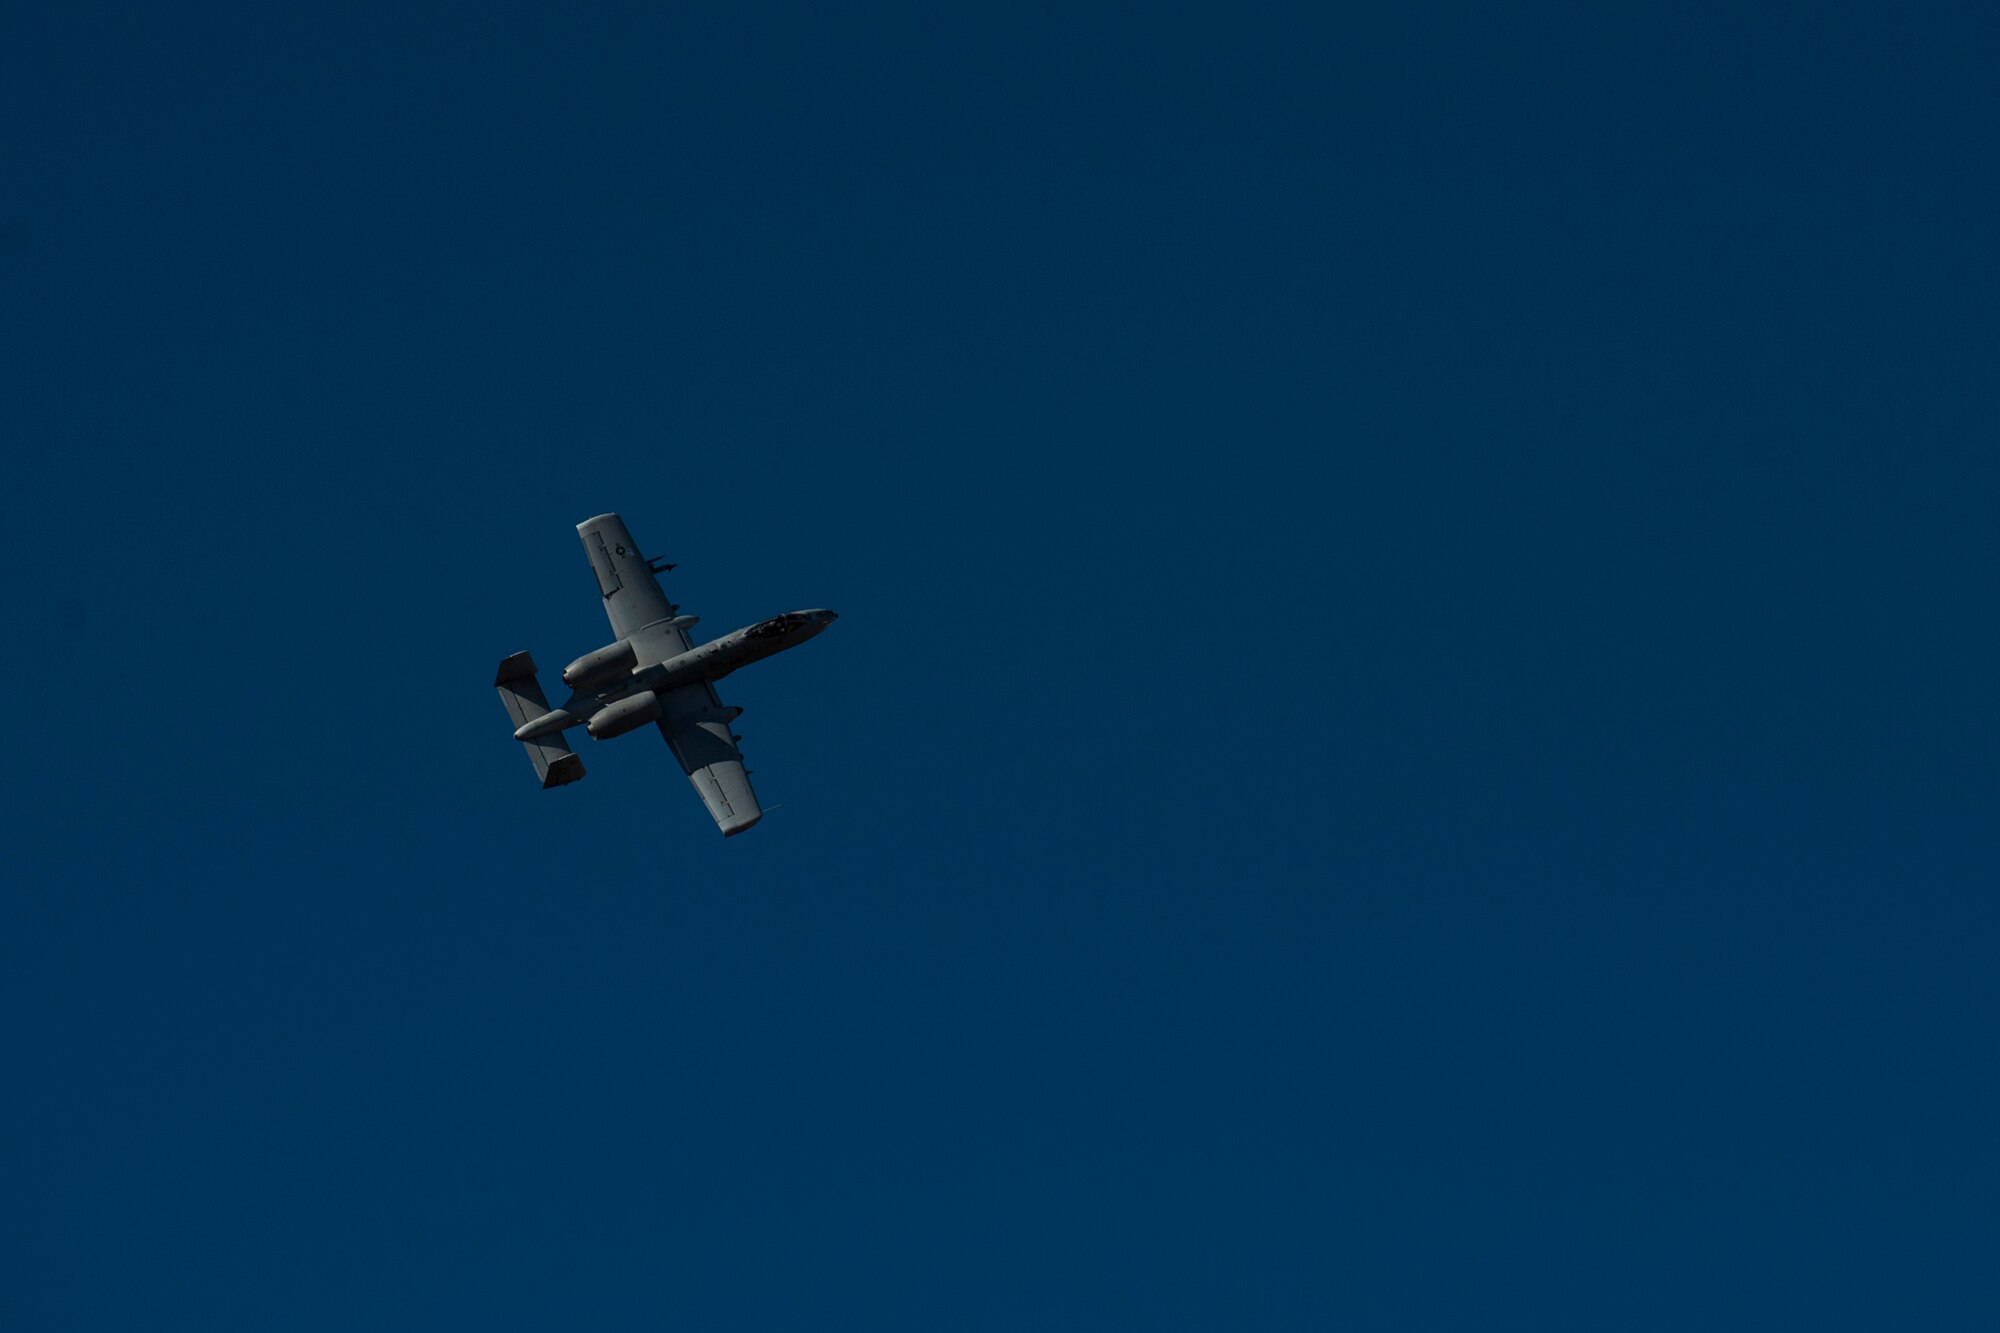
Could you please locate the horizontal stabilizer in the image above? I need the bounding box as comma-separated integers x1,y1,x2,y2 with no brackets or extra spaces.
494,652,585,788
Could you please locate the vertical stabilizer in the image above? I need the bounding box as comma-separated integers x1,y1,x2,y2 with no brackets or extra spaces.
494,652,585,788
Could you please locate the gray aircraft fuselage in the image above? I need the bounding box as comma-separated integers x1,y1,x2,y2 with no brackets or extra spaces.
494,512,834,834
514,609,837,741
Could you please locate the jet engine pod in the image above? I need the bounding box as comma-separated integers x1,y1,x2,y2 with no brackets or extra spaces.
563,639,637,689
586,691,663,740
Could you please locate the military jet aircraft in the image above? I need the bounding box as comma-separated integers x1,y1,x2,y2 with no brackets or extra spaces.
494,512,837,836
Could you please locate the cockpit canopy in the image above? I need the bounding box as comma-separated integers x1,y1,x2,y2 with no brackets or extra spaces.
747,612,812,640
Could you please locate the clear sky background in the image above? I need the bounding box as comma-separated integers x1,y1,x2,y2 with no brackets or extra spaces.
4,3,1996,1328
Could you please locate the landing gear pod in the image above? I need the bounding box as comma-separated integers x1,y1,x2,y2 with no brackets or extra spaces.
587,692,663,740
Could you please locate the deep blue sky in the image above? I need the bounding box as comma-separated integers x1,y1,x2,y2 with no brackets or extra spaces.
4,4,1997,1328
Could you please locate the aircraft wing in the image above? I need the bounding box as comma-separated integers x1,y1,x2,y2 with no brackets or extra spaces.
578,512,761,834
577,513,678,641
656,682,763,837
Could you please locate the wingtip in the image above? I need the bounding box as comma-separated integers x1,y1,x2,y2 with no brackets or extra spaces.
719,812,764,837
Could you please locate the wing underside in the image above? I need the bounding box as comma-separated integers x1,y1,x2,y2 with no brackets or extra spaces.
577,513,677,640
574,513,763,835
657,682,762,836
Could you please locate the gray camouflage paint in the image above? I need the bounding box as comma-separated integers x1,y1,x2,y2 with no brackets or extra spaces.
493,513,836,836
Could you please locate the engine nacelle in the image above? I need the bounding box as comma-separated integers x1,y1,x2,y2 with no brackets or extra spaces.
563,639,637,690
586,692,662,740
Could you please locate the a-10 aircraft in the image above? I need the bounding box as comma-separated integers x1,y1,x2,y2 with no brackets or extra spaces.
494,512,837,836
